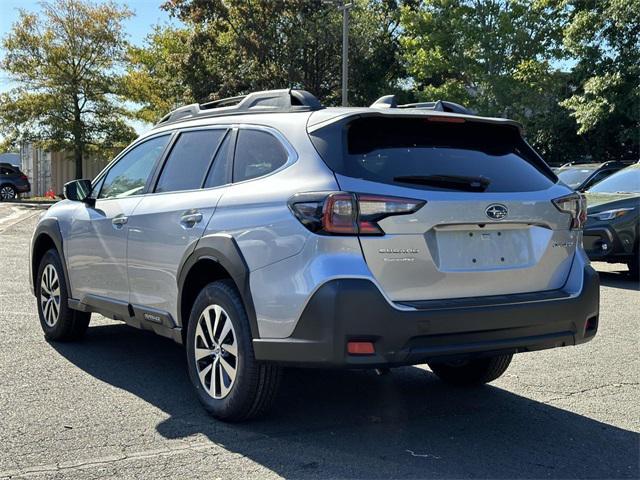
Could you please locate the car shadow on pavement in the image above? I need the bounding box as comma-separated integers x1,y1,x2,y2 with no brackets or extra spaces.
597,270,639,291
52,324,639,479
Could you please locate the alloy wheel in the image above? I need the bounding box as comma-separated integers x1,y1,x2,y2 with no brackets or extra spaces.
194,304,238,399
0,186,16,200
40,264,61,327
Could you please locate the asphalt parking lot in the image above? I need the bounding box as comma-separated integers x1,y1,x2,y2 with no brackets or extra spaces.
0,203,638,479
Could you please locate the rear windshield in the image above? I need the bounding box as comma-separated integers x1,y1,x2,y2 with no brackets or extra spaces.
316,117,555,193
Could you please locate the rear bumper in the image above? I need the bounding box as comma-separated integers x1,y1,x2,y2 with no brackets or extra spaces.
16,182,30,193
253,265,600,367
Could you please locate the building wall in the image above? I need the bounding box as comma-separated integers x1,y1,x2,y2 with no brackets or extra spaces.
20,143,119,196
20,143,52,197
50,152,113,195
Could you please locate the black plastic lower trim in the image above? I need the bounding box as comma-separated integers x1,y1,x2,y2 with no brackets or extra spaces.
253,266,600,367
69,295,182,343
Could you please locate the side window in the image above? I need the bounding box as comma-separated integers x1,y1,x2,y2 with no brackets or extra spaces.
233,129,289,183
204,132,233,188
99,135,170,199
156,129,226,193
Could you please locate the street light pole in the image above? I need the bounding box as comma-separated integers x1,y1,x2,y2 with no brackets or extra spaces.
339,2,352,107
323,0,352,106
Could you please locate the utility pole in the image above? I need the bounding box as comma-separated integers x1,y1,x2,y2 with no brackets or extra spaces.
325,1,353,106
339,2,352,107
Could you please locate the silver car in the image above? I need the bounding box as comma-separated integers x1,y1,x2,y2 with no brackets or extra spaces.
30,89,600,421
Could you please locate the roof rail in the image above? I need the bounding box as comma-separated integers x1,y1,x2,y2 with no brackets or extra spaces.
370,95,473,115
156,88,324,127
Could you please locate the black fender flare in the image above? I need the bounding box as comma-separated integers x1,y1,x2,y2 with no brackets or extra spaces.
30,218,71,296
176,234,260,339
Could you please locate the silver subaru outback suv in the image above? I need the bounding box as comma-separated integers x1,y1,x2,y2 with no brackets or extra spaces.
30,89,599,421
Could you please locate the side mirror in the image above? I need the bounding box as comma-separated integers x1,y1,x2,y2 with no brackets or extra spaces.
63,179,94,205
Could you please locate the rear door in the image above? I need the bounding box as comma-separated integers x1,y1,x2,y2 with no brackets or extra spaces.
310,115,579,302
126,127,233,318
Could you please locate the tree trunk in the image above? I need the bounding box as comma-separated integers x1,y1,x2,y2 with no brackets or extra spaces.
74,143,83,180
73,94,83,179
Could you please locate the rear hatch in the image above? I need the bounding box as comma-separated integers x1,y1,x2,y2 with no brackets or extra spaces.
308,112,580,302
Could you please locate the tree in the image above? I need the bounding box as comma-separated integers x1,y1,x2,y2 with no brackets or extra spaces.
125,0,403,121
124,26,194,123
0,0,136,179
399,0,584,164
559,0,640,159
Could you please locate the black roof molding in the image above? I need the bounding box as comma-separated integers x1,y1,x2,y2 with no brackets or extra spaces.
155,88,324,127
370,95,474,115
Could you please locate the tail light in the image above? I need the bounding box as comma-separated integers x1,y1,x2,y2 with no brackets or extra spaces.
20,175,28,181
552,193,587,229
289,192,425,236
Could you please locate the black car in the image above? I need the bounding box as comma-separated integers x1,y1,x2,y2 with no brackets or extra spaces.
556,160,632,192
583,164,640,277
0,164,31,200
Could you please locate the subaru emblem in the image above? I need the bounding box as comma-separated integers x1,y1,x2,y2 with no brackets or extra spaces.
485,204,508,220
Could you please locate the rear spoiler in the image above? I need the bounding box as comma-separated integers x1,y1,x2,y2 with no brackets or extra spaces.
307,109,523,134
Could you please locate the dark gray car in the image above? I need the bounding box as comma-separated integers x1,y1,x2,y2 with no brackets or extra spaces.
0,164,30,200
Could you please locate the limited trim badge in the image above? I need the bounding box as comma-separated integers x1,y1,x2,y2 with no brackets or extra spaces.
485,204,508,220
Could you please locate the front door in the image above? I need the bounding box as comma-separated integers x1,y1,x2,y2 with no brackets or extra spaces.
66,134,172,304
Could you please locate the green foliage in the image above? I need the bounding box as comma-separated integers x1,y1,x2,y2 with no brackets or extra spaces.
124,0,403,122
400,0,581,163
559,0,640,159
0,0,137,178
123,26,193,123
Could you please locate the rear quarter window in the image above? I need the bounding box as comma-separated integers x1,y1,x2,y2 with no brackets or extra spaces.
233,129,288,182
314,116,556,193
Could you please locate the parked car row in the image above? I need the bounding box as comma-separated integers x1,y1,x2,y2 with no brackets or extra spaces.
554,160,634,192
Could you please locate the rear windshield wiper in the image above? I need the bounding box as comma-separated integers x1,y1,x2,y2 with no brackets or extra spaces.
393,174,491,192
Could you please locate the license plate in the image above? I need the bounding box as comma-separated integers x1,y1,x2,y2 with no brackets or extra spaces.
435,228,533,270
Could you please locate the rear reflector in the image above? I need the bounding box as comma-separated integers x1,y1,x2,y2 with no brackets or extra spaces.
347,341,375,355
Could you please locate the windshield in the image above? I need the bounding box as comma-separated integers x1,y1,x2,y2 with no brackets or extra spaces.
557,167,595,188
588,166,640,194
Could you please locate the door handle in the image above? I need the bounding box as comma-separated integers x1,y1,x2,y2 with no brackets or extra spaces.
180,211,203,228
112,215,128,229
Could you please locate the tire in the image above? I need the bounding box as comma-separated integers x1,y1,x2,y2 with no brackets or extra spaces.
36,249,90,341
185,279,281,422
0,185,16,201
428,354,513,386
